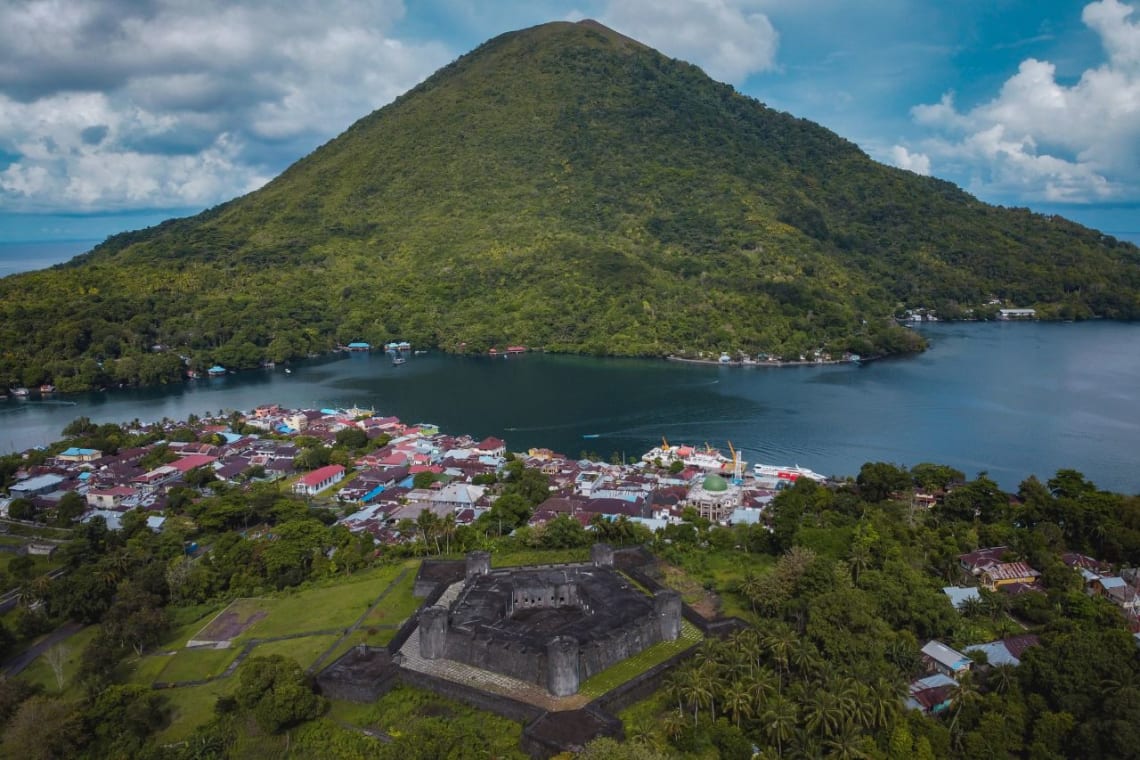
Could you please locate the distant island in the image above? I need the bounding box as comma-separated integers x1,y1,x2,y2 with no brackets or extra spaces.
2,19,1139,393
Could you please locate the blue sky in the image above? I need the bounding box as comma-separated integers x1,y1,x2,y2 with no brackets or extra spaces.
2,0,1139,244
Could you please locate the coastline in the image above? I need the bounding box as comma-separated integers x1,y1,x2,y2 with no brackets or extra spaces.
665,354,871,368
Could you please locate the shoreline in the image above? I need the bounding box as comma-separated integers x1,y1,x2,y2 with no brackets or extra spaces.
664,354,872,368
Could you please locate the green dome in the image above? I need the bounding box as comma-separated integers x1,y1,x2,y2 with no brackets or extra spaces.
702,474,729,492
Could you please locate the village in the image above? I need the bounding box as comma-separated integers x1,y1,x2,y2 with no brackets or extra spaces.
2,402,1140,736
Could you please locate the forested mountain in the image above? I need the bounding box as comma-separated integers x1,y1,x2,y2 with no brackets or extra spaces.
2,19,1139,390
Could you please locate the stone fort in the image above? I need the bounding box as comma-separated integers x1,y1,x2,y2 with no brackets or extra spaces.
418,545,682,696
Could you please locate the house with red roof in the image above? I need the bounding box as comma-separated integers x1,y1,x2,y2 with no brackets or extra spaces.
475,437,506,457
292,465,346,496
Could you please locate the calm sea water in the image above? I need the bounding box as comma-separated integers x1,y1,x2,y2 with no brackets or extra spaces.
1,322,1138,493
0,240,96,275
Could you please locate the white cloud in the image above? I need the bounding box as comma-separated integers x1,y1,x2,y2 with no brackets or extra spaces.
901,0,1140,203
599,0,779,82
888,145,931,176
0,0,452,212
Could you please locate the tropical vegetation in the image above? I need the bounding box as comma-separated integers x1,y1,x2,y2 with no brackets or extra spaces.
3,21,1139,391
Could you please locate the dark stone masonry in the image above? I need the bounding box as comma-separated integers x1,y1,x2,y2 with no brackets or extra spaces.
318,545,727,759
419,559,681,696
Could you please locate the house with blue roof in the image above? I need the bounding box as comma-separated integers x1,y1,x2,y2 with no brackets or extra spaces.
921,640,973,678
57,447,102,463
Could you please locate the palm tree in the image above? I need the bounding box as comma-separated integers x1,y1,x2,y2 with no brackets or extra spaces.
871,677,904,731
988,663,1017,694
948,672,980,749
804,689,844,739
765,627,795,688
790,639,822,683
848,543,872,585
823,721,873,760
725,680,754,728
762,696,798,758
747,667,779,707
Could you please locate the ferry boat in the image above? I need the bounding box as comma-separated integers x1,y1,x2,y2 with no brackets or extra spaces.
752,462,827,483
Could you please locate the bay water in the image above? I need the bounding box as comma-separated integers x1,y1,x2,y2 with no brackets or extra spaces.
1,321,1138,493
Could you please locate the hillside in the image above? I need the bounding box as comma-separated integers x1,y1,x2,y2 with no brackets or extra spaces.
2,19,1139,391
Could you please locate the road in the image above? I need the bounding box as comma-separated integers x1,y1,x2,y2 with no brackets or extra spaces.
2,620,84,677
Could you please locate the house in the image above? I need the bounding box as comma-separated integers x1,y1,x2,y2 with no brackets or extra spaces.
998,308,1036,320
964,635,1040,667
293,465,346,496
474,437,507,457
921,640,972,678
959,546,1009,575
979,562,1041,592
942,586,981,611
86,486,136,509
906,674,957,715
9,474,66,498
57,447,102,463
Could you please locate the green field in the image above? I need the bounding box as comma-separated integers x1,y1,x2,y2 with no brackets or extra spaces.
16,624,99,697
578,619,703,698
247,633,340,668
157,645,240,683
152,681,235,744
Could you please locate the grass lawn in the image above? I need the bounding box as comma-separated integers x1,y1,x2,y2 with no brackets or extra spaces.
119,650,175,686
247,633,340,668
153,680,234,744
666,549,775,619
235,561,415,640
362,569,420,627
578,619,702,698
17,624,99,698
491,548,590,567
157,646,240,683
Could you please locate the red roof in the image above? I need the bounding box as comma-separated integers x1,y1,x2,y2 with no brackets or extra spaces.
297,465,345,487
170,454,217,473
478,436,505,451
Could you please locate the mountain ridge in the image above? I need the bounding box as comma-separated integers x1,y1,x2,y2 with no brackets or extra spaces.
2,19,1139,391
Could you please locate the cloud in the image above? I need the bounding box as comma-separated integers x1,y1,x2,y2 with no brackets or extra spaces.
0,0,452,212
901,0,1140,203
888,145,931,176
598,0,779,82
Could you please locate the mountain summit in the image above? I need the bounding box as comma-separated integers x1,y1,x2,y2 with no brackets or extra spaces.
2,20,1139,390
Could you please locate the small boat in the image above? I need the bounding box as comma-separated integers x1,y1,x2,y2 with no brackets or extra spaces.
284,368,292,375
392,356,406,366
11,387,29,397
39,384,56,394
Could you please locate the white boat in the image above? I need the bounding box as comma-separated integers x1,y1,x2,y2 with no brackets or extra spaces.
753,462,827,482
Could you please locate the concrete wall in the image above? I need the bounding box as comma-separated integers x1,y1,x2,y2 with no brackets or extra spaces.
546,636,579,697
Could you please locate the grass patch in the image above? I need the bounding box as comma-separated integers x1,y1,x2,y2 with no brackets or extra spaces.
236,562,415,640
363,569,420,627
491,548,590,567
119,650,175,686
327,684,525,757
158,646,239,683
578,619,702,698
247,634,340,669
153,680,234,744
17,624,99,698
666,549,776,619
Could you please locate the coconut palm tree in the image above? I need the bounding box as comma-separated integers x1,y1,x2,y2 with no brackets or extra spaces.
725,680,754,728
804,689,845,739
823,721,873,760
762,696,798,758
